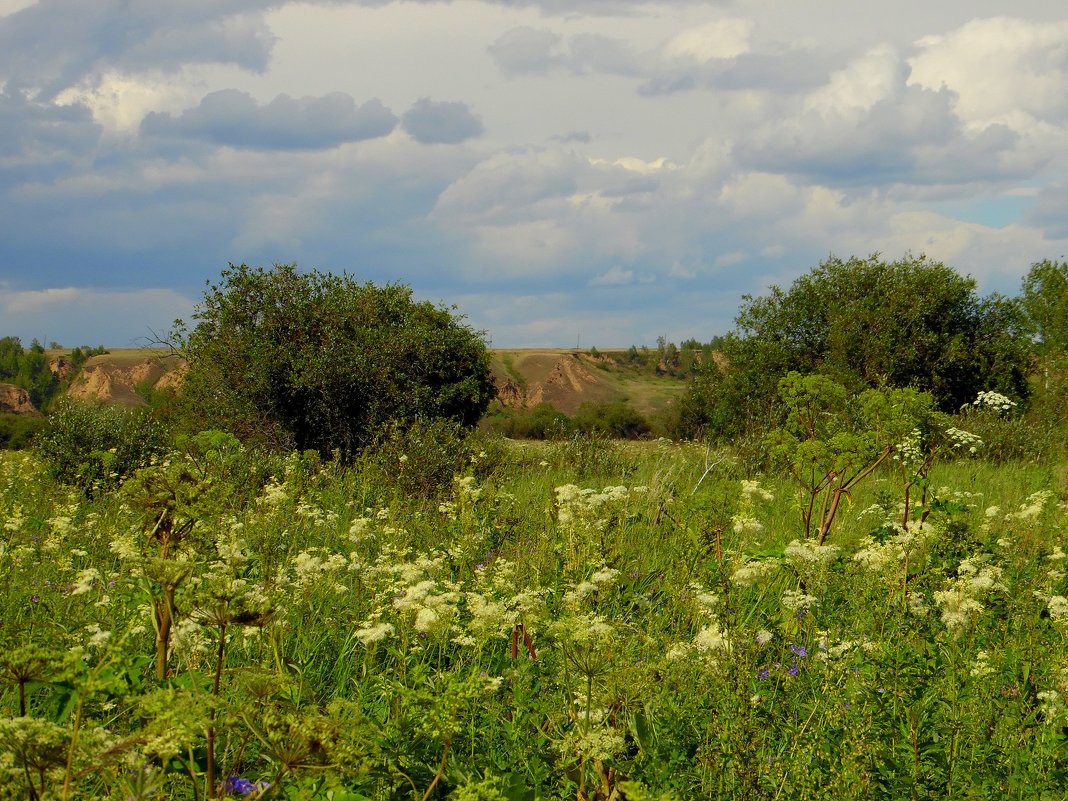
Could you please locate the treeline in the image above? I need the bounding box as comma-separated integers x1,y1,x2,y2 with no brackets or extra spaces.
674,254,1068,460
590,336,724,379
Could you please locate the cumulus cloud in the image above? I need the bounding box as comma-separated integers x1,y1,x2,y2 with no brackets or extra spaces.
140,90,397,150
401,98,484,144
0,2,279,98
908,17,1068,127
489,21,831,97
734,45,1032,188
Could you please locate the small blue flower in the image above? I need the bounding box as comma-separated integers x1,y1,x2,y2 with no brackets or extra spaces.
757,667,770,680
790,644,808,658
787,660,800,677
223,776,256,796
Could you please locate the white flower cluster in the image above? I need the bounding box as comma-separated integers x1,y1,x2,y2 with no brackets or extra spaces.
1005,490,1053,522
895,428,924,466
784,539,840,566
781,589,818,614
973,391,1017,413
852,521,934,578
944,427,982,454
932,555,1005,634
731,558,780,587
740,480,775,502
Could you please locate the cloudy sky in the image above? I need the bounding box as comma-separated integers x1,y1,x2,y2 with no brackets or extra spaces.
2,0,1066,348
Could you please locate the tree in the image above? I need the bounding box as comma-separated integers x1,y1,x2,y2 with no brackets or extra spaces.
680,254,1030,440
1021,259,1068,353
175,263,496,461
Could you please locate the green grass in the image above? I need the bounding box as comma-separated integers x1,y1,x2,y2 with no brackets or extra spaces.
1,438,1066,800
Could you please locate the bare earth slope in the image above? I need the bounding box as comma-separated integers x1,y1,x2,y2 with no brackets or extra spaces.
490,349,687,417
58,348,687,418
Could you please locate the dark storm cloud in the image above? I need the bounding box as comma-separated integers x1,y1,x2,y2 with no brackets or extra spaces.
401,99,484,145
0,89,101,162
140,90,398,150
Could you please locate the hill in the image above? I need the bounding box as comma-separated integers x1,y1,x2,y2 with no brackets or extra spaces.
45,348,690,420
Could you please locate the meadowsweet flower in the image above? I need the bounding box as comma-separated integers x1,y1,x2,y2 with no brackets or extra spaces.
781,590,817,614
693,622,730,655
1047,595,1068,623
740,479,774,501
731,558,779,587
933,556,1004,634
70,567,100,595
355,621,394,647
732,515,764,535
895,428,925,467
785,539,840,566
971,650,995,679
755,629,774,646
1006,491,1053,522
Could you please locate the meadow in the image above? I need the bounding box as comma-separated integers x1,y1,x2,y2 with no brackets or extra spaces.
1,426,1066,801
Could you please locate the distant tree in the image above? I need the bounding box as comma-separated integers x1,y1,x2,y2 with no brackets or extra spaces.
1021,259,1068,353
680,254,1030,440
175,263,496,461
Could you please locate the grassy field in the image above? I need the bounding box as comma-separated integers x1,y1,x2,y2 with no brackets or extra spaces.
1,433,1066,800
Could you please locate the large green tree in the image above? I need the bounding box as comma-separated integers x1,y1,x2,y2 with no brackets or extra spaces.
176,263,496,460
679,254,1030,440
1021,259,1068,353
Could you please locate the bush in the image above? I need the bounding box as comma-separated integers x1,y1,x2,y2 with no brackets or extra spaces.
359,418,476,497
34,400,170,494
0,413,45,450
681,254,1031,441
175,263,496,462
572,400,651,439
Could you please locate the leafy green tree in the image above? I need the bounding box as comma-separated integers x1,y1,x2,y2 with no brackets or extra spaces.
680,254,1030,440
1021,259,1068,352
175,263,496,461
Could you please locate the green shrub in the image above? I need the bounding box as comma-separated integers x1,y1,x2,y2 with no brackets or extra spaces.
0,413,45,450
360,418,475,498
34,399,170,494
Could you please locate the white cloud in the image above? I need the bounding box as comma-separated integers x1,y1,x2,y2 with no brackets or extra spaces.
909,17,1068,128
663,18,752,62
590,265,634,286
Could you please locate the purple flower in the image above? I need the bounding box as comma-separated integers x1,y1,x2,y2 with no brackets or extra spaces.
877,687,886,694
757,668,770,680
787,660,800,677
790,645,808,658
223,776,256,796
30,595,39,604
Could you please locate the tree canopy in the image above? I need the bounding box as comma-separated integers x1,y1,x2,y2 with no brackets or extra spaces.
679,254,1030,440
1021,259,1068,353
176,263,496,461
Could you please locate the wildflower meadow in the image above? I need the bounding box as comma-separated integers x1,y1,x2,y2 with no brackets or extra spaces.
1,411,1067,799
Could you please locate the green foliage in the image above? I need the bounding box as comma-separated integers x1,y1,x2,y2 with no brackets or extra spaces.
1021,259,1068,353
681,254,1031,441
0,413,45,450
360,417,477,497
0,337,60,411
33,399,170,493
175,263,496,462
573,400,651,439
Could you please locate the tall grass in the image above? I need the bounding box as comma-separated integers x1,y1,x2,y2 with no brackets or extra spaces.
0,436,1066,799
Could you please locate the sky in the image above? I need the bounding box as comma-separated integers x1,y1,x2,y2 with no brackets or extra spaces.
1,0,1067,349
